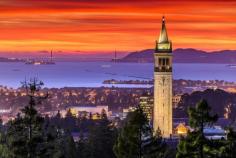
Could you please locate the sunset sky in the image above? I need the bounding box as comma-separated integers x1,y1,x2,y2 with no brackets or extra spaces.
0,0,236,53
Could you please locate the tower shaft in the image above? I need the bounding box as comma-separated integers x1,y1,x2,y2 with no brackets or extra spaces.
153,17,173,138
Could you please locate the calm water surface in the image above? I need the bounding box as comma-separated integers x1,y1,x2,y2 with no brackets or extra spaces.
0,62,235,88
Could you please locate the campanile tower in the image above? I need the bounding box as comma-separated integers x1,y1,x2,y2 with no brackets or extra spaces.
153,16,173,138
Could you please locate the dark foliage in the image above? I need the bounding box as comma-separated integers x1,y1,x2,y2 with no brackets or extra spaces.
114,106,170,158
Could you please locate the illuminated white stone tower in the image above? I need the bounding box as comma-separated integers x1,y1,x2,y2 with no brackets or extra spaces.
153,16,173,138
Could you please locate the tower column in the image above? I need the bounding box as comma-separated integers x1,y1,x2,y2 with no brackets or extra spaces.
153,17,173,138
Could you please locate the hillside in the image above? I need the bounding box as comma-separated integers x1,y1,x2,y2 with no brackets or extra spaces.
117,48,236,63
175,89,236,120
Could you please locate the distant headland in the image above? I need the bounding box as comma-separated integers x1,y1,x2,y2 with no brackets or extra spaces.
0,57,24,62
114,48,236,63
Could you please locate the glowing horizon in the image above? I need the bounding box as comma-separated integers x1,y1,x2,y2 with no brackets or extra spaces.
0,0,236,53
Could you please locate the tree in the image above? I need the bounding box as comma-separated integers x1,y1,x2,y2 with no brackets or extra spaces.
64,108,77,132
86,112,117,158
40,125,77,158
76,134,91,158
3,79,46,158
0,137,9,158
114,106,168,158
75,111,116,158
0,79,78,158
142,129,170,158
176,99,218,158
218,128,236,158
0,119,10,158
64,131,77,158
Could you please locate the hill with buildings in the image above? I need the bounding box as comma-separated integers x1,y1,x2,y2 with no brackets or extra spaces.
174,89,236,121
117,48,236,63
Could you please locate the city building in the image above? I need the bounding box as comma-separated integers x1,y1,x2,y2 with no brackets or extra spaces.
175,123,188,135
173,121,226,140
172,94,182,108
153,16,173,138
139,93,153,123
203,126,226,140
0,108,12,114
60,105,109,118
122,106,136,119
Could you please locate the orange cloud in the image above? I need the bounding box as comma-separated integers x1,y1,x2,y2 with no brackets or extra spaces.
0,0,236,52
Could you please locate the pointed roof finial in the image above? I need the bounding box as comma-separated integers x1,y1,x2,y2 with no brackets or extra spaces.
158,16,169,43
